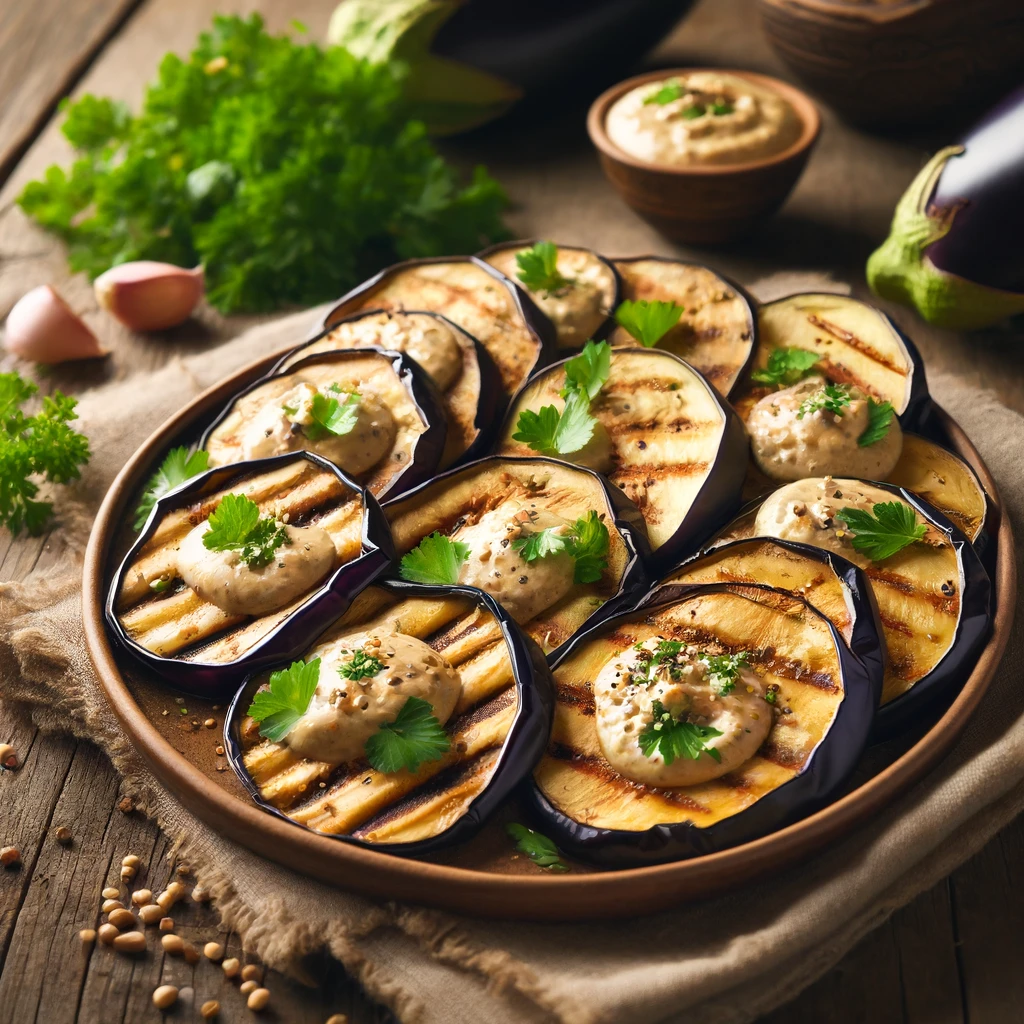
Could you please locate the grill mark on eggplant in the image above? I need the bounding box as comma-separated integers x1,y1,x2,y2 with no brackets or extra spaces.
449,684,515,734
604,417,715,437
865,568,960,616
757,740,808,770
610,462,712,481
806,314,908,377
556,682,596,716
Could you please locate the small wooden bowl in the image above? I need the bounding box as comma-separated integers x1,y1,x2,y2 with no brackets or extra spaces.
587,69,821,244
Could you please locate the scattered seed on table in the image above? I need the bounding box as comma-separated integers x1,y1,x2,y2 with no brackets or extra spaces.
247,988,270,1012
200,1001,220,1020
158,917,174,932
215,745,225,756
239,980,257,997
120,866,136,882
241,964,262,983
204,718,216,729
54,826,73,845
0,744,18,769
101,899,123,914
326,1015,349,1024
152,985,178,1010
204,941,223,961
98,923,118,945
101,886,120,900
139,904,163,925
122,854,141,869
118,796,134,813
132,888,153,906
108,908,136,930
161,934,184,955
79,929,96,946
183,941,201,964
221,957,240,978
1,846,21,868
113,931,147,953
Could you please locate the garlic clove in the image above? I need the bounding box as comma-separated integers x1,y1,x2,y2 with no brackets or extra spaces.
4,285,108,364
94,261,204,332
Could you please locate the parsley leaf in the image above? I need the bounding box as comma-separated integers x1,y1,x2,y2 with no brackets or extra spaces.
710,101,734,115
399,532,471,585
858,398,895,447
638,701,723,766
0,373,91,536
797,383,851,420
364,695,450,773
512,526,570,563
835,501,927,561
16,14,509,314
134,446,209,530
561,340,611,402
680,104,705,119
505,823,569,872
511,511,610,584
515,240,568,294
304,389,360,441
512,389,597,457
700,652,750,696
749,347,820,387
338,649,384,681
614,299,684,348
247,658,320,742
202,492,289,568
644,80,684,106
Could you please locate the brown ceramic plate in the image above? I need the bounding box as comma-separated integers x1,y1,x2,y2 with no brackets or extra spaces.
83,348,1015,920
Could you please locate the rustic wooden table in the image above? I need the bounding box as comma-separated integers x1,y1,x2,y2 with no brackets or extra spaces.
1,0,1022,1021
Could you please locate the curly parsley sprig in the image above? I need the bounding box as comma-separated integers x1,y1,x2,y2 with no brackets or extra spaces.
797,383,851,420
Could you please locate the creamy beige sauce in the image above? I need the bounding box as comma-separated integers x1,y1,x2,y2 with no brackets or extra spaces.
754,476,932,564
748,376,903,482
606,71,801,167
239,380,396,475
526,255,610,346
594,637,771,786
176,519,335,616
323,312,463,392
454,503,577,623
284,631,462,766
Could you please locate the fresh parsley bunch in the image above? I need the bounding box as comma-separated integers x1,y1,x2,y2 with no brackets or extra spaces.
17,15,509,314
0,373,91,536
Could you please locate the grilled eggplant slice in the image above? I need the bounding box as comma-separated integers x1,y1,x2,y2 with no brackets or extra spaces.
201,350,445,502
528,581,878,866
732,293,929,425
495,347,747,565
382,456,651,656
273,311,503,469
478,240,620,348
607,258,757,397
225,581,554,854
668,537,886,689
714,479,991,731
107,452,392,697
316,256,555,396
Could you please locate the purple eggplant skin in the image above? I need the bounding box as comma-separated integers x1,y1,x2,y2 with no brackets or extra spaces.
223,579,556,858
105,451,394,700
380,454,653,661
927,85,1024,296
313,255,559,392
267,311,507,469
868,484,992,739
475,239,623,344
677,537,887,694
524,581,879,867
199,348,448,504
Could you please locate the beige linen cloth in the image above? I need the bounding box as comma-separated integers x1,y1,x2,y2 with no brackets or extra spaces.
1,287,1022,1024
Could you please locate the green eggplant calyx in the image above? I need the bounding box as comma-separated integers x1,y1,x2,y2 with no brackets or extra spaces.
867,146,1024,329
327,0,522,136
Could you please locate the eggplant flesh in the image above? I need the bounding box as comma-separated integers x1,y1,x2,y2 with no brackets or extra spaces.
608,258,756,398
317,257,554,397
530,582,876,865
735,293,927,425
202,350,445,502
382,456,650,656
479,241,619,348
275,312,502,470
496,347,747,562
227,582,554,854
715,480,991,724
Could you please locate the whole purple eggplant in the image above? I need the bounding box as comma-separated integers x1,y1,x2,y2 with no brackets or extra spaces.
867,83,1024,329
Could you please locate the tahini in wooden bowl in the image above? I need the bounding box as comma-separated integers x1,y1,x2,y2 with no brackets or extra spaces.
587,69,821,244
84,351,1014,919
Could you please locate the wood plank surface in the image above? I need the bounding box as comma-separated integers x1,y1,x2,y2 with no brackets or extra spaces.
1,0,1022,1020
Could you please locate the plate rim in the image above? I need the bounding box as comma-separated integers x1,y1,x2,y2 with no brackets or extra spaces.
82,349,1017,921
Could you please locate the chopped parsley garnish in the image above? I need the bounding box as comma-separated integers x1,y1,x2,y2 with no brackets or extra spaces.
505,823,569,872
512,510,611,584
614,299,684,348
629,639,689,684
835,501,927,561
149,578,172,594
303,388,360,441
765,685,779,705
749,347,820,388
797,383,851,420
515,240,568,294
247,657,320,742
399,532,471,586
0,372,91,537
561,340,611,402
202,492,289,568
364,695,450,773
710,101,734,115
644,79,685,106
134,446,210,531
638,701,723,765
680,104,705,120
858,398,895,447
700,652,750,695
338,649,384,681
